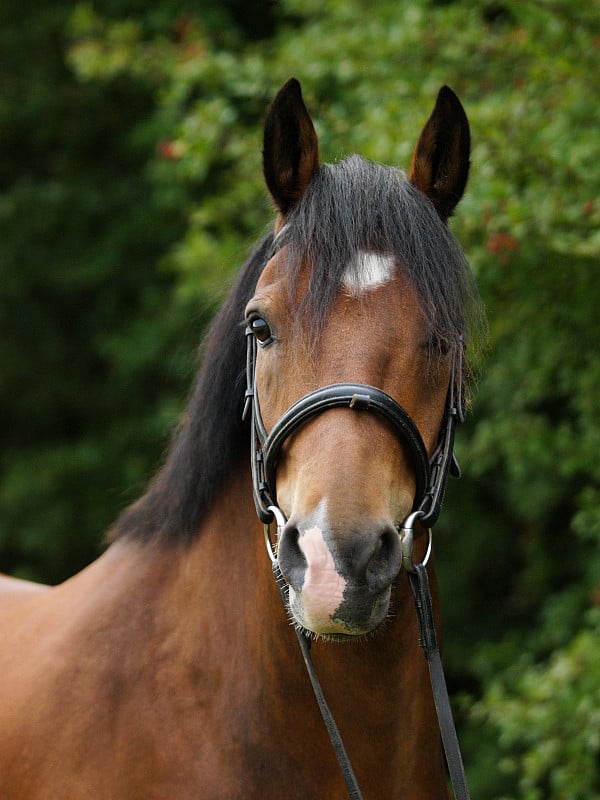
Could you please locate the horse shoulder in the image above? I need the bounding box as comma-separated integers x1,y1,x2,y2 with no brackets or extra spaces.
0,541,223,798
0,573,48,591
0,573,49,631
0,573,49,596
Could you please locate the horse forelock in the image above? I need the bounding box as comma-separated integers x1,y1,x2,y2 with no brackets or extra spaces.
283,155,483,354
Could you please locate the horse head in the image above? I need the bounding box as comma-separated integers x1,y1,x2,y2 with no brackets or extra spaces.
246,78,472,638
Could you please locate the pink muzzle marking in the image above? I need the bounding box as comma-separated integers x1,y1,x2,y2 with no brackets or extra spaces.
295,526,347,630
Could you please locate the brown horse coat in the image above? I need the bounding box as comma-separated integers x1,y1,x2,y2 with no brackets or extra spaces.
0,79,478,799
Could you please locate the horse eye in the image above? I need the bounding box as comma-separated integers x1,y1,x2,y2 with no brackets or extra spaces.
250,316,273,345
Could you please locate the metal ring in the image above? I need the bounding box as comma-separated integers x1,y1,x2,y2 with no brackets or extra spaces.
398,510,432,573
263,505,288,563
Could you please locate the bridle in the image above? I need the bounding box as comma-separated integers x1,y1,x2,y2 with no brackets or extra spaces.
243,226,465,535
242,227,471,800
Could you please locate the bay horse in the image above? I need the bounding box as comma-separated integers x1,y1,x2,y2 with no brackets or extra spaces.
0,78,480,799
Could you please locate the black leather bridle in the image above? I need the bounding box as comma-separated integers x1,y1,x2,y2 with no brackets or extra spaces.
242,228,471,800
243,228,465,532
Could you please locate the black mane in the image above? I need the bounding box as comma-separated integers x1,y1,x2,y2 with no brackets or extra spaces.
110,232,273,543
113,156,483,543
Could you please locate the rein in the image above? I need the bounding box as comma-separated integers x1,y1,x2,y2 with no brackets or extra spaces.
243,230,471,800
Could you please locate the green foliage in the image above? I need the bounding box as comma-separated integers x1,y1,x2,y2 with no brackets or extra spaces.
475,611,600,800
0,0,196,581
2,1,600,796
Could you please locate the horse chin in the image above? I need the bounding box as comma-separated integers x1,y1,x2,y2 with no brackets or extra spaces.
287,584,392,640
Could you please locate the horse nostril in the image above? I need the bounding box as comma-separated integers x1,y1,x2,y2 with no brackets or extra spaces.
277,523,307,592
365,527,402,594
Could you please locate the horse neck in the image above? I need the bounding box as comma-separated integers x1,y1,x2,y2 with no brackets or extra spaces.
168,466,449,799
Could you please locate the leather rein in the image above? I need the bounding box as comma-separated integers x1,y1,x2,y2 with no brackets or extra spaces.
242,228,471,800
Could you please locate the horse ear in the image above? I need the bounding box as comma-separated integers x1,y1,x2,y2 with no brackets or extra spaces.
263,78,320,215
408,86,470,220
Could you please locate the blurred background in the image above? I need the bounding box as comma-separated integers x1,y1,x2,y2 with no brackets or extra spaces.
1,1,599,796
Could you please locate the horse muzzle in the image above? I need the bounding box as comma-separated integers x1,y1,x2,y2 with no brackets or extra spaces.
265,505,407,636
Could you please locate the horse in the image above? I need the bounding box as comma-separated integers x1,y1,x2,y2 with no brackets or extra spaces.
0,78,481,799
